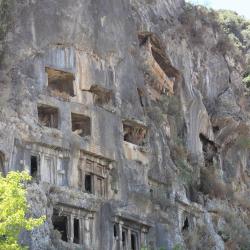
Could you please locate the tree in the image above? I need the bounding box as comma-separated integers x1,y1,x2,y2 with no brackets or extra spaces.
218,10,250,51
187,0,211,7
0,171,45,250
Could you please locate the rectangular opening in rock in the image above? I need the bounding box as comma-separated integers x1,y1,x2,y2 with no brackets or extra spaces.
0,151,5,176
85,174,93,193
52,210,68,242
89,85,113,106
131,232,138,250
37,104,59,129
30,155,38,178
122,229,127,249
78,154,111,198
113,224,118,238
73,218,80,244
123,121,147,146
182,217,189,231
71,113,91,137
46,67,75,99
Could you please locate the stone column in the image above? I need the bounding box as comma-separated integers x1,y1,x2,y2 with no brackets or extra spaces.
68,214,74,243
127,229,131,250
119,221,124,250
84,213,94,248
84,216,90,248
79,217,84,245
140,227,148,249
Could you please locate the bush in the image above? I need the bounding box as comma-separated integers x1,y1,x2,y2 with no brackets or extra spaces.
221,212,250,249
183,225,216,250
215,35,235,56
235,136,250,149
173,244,184,250
178,3,221,45
217,10,250,53
146,95,181,126
234,192,250,210
0,171,45,249
243,72,250,88
199,167,233,199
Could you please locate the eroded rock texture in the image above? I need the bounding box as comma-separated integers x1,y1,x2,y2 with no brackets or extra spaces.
1,0,250,249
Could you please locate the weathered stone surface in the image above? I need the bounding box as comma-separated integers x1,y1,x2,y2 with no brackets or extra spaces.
1,0,250,249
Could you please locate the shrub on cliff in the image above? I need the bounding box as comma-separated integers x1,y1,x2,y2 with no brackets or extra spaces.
243,72,250,88
199,167,233,200
0,171,45,250
220,212,250,250
217,10,250,52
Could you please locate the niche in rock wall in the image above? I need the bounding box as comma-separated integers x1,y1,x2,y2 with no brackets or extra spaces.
180,211,195,233
0,151,5,176
71,113,91,137
112,225,139,250
73,218,80,244
30,155,39,179
113,216,150,250
52,209,68,242
123,121,147,146
84,173,93,193
138,32,180,100
212,126,220,134
78,152,111,198
89,85,113,107
199,133,218,167
131,232,139,250
52,205,94,247
182,217,189,231
38,104,59,129
46,67,75,100
24,143,69,186
148,179,170,208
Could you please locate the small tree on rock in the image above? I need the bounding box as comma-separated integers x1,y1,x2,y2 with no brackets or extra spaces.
0,171,45,250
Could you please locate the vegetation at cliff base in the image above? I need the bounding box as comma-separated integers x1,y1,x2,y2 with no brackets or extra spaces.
0,171,45,250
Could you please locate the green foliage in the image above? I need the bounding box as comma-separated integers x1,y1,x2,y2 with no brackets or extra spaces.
173,244,183,250
179,3,221,44
184,4,250,95
235,136,250,149
0,171,45,250
216,10,250,88
169,138,193,185
176,159,193,185
243,72,250,88
217,10,250,52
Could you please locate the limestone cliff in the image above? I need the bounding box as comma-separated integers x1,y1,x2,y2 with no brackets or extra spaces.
0,0,250,249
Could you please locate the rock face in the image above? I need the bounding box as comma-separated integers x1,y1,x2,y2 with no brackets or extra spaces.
1,0,250,249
